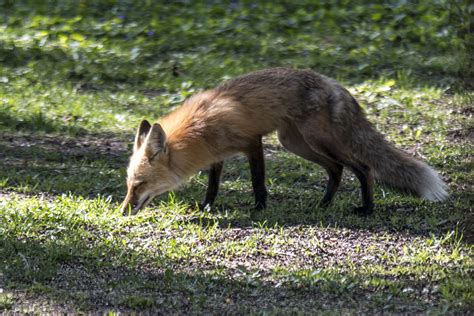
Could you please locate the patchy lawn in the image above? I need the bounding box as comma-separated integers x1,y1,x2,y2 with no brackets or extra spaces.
0,0,472,314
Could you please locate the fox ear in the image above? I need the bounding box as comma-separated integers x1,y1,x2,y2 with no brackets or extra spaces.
134,120,152,152
144,123,167,161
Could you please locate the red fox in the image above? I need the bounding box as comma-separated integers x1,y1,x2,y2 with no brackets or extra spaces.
121,68,448,215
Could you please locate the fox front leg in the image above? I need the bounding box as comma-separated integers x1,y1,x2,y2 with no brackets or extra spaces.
200,161,224,210
247,136,267,210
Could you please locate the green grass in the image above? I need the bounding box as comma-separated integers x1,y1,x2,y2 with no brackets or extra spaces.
0,0,473,314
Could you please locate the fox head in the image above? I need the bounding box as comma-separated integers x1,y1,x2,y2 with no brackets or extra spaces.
121,120,180,215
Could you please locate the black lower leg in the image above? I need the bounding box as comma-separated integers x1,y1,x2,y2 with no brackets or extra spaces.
350,165,374,215
200,161,224,209
247,137,267,210
319,165,343,207
322,146,374,214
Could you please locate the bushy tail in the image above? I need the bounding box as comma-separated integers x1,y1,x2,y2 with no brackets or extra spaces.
349,119,448,201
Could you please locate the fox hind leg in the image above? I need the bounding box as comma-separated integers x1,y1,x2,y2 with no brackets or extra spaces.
346,163,374,215
322,149,374,214
296,121,374,214
277,123,343,208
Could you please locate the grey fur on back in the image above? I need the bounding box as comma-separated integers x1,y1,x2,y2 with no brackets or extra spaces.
219,68,448,201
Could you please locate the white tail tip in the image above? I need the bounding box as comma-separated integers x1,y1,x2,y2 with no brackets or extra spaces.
419,167,449,202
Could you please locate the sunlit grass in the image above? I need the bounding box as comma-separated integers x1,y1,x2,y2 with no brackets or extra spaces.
0,0,472,313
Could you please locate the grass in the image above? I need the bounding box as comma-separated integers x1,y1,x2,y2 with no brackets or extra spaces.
0,0,473,314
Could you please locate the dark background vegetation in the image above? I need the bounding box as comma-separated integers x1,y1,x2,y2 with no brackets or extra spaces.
1,0,472,88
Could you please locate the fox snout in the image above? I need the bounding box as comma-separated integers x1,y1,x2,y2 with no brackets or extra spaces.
121,191,140,215
121,189,153,215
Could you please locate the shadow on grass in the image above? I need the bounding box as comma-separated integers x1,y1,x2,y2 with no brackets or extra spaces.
0,107,88,135
0,38,467,92
0,229,454,314
0,130,130,198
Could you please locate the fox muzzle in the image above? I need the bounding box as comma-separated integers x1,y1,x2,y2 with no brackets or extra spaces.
121,190,141,215
121,191,154,215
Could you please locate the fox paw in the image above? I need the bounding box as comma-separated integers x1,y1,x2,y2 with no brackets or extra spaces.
353,206,373,216
254,201,266,210
198,202,212,212
318,200,331,208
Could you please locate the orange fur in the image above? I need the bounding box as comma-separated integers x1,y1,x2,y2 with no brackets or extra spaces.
159,89,282,177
